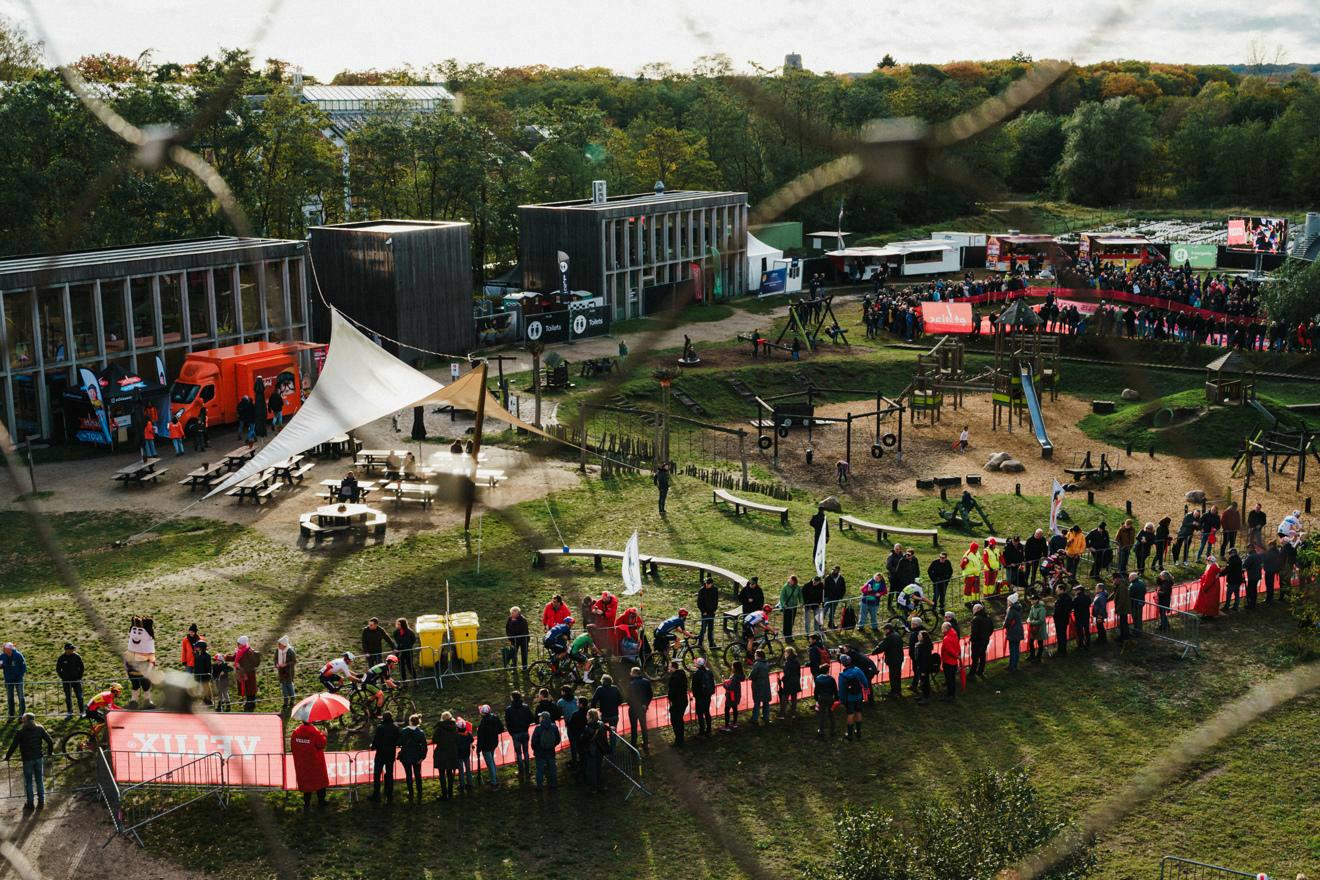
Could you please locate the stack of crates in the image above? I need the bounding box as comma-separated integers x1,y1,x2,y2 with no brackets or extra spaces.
415,612,481,669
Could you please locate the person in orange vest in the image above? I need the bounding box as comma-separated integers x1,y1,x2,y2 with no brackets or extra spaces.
960,542,984,604
141,417,158,459
167,414,186,456
982,538,1003,595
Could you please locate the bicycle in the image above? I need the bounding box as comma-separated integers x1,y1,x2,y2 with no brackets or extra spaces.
722,629,784,669
348,682,415,730
527,653,602,689
59,719,108,763
644,633,708,678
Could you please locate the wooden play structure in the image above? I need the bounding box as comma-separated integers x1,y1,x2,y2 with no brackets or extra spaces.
1236,424,1320,494
749,382,904,470
774,294,849,353
1204,351,1257,405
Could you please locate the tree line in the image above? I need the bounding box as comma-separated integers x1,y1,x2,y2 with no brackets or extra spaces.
3,18,1319,280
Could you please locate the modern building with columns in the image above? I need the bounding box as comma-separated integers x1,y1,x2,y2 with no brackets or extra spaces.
0,236,309,441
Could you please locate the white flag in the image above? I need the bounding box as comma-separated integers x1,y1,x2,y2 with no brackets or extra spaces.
814,520,828,578
1049,479,1066,536
622,530,643,596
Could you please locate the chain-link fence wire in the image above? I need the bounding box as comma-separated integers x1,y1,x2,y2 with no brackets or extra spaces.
3,1,1317,877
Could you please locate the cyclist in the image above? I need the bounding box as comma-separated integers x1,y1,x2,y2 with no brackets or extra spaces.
85,683,122,725
652,609,691,661
319,652,361,693
542,616,575,665
895,578,932,618
743,604,775,656
568,630,598,683
363,654,399,714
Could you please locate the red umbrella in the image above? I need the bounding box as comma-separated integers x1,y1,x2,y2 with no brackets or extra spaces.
291,693,350,723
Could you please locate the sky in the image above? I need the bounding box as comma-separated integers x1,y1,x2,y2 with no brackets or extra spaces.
5,0,1318,78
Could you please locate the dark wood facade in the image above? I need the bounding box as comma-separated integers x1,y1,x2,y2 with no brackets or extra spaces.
309,220,474,361
519,190,748,320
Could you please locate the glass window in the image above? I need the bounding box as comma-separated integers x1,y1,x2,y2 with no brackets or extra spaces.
102,280,129,355
38,287,69,363
69,284,98,360
163,346,188,383
187,270,212,341
130,276,156,348
288,259,304,325
264,261,287,331
4,290,35,370
214,267,238,339
10,371,39,438
159,273,184,346
238,264,262,338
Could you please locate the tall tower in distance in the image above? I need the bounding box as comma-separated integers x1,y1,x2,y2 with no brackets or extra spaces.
784,53,803,74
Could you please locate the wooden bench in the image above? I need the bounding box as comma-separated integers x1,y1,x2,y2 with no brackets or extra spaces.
712,487,789,525
290,462,316,482
838,513,940,546
531,547,748,589
256,483,282,502
299,514,387,543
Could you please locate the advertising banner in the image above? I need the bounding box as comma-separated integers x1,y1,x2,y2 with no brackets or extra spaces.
522,303,609,345
107,710,286,785
919,301,975,334
1169,243,1218,269
759,267,787,296
985,237,1000,268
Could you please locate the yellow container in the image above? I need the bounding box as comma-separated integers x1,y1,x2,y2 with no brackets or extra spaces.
445,612,481,665
416,614,446,668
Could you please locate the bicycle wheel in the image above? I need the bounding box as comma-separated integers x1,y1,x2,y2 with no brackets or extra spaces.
59,728,96,763
677,644,704,674
722,642,746,668
643,650,668,679
527,660,554,688
762,636,785,665
390,694,417,720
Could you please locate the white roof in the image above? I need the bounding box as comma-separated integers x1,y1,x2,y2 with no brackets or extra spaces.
747,233,781,258
827,241,954,258
300,84,454,103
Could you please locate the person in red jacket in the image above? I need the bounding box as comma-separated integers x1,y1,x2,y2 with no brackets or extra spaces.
290,720,329,809
167,414,186,456
616,607,644,659
541,595,571,630
1191,555,1222,619
141,417,158,459
939,621,961,702
591,590,619,653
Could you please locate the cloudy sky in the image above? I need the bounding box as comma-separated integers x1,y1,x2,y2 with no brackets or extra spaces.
5,0,1317,77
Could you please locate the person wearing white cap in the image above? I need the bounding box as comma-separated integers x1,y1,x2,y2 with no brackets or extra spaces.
691,656,715,736
227,635,260,712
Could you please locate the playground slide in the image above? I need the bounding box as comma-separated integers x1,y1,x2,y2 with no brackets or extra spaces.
1248,399,1278,429
1018,367,1054,459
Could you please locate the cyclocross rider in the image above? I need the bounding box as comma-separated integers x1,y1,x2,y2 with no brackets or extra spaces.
895,578,931,617
653,609,691,660
319,652,361,692
568,629,598,683
85,683,123,727
543,616,574,663
363,654,398,713
743,604,775,656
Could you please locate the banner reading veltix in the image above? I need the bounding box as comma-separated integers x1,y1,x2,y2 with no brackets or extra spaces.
107,710,286,786
919,301,975,334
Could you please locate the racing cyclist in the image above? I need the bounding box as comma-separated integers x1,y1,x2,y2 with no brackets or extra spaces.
895,578,932,619
319,652,362,693
743,604,776,656
652,609,691,662
363,654,398,714
567,630,598,683
542,617,575,667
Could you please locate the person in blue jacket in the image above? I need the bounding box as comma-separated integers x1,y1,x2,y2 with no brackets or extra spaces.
836,654,868,741
1,643,27,719
542,618,574,661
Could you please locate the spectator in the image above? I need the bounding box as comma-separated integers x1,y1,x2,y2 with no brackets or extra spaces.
141,416,158,458
626,667,653,750
533,687,560,721
722,661,745,731
268,385,285,429
1244,544,1263,609
939,622,961,703
56,642,84,720
5,713,52,810
475,704,504,787
267,634,296,715
691,658,715,737
567,697,589,772
289,718,328,810
860,572,885,630
738,578,765,615
1198,505,1221,561
1191,556,1222,619
1115,519,1135,572
581,708,608,792
1065,526,1086,577
1155,570,1175,630
969,604,992,678
592,590,620,653
824,566,847,629
1134,522,1156,573
1086,522,1111,579
2,642,26,719
1221,502,1241,551
541,594,571,630
696,577,720,649
193,402,208,451
886,544,906,588
1072,584,1091,649
1092,582,1109,643
531,711,561,790
1247,503,1267,547
1003,593,1024,672
898,548,921,593
880,624,905,697
1155,516,1172,570
431,711,461,800
803,576,824,635
339,471,360,503
1129,571,1148,633
167,414,185,456
361,617,395,667
505,606,530,670
1003,537,1025,589
393,618,417,684
1223,548,1244,611
229,635,260,713
1112,573,1131,643
370,711,400,803
211,651,231,712
926,552,953,613
749,650,772,725
1173,510,1200,564
652,462,670,515
1263,541,1282,603
915,630,935,705
504,691,534,781
779,576,803,640
814,666,838,736
1024,529,1048,586
1027,595,1047,663
668,661,689,745
555,685,577,724
778,647,801,719
837,654,868,738
397,713,428,801
191,635,212,705
590,675,623,730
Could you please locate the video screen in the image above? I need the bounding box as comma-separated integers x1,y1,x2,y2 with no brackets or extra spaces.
1226,216,1288,254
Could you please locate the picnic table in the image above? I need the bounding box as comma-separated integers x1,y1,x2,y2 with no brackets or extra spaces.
319,478,378,503
178,461,229,492
227,470,282,504
312,434,359,459
299,503,388,543
222,446,257,471
378,480,439,508
269,454,316,485
355,449,407,471
112,458,168,488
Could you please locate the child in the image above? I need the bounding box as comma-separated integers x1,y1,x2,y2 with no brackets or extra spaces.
211,652,232,712
957,425,970,452
721,661,744,731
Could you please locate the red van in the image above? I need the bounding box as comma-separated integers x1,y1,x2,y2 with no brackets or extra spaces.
169,341,324,433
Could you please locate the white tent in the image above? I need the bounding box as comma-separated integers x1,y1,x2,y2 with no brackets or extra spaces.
208,309,549,499
746,232,784,293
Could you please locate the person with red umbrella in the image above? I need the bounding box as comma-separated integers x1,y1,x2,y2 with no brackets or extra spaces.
290,717,329,810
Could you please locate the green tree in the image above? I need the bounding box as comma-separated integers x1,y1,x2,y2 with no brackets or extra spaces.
1004,111,1065,192
0,15,42,81
247,87,340,237
828,766,1096,880
1055,97,1154,204
1258,258,1320,327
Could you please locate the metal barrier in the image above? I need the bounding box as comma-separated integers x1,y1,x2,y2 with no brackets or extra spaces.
99,749,226,847
0,753,90,800
603,727,649,800
1159,855,1268,879
1139,602,1202,658
3,679,126,720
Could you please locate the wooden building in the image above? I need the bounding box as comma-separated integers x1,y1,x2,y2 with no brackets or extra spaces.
0,236,309,441
518,188,749,321
308,220,473,362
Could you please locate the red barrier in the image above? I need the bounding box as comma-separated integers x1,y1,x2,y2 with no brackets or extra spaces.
951,287,1258,325
107,711,286,785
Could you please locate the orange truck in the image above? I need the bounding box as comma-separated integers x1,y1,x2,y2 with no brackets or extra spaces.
168,341,325,434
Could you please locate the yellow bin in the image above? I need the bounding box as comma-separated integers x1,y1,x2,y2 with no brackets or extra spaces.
416,614,446,668
445,612,481,665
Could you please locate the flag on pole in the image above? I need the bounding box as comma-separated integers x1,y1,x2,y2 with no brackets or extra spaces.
814,520,828,578
836,198,845,251
1049,479,1066,536
622,530,643,596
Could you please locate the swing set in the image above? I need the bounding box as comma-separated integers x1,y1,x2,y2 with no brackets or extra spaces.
749,384,905,470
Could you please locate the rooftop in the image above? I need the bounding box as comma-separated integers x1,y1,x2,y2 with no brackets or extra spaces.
0,236,302,284
522,190,747,212
299,84,454,104
311,220,468,235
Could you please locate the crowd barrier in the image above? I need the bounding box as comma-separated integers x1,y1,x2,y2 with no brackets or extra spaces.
97,749,226,847
1158,855,1267,879
949,286,1259,326
0,753,88,800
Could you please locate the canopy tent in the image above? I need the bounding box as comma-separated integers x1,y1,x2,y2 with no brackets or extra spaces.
208,309,551,500
746,232,785,293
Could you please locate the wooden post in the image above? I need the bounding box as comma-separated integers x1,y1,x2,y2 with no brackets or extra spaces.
464,361,490,533
845,413,852,467
739,431,748,488
578,406,587,473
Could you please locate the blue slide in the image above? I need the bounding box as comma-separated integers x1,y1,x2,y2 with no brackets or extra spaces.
1019,367,1054,459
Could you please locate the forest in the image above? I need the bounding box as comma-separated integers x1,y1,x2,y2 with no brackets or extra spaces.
2,16,1320,277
